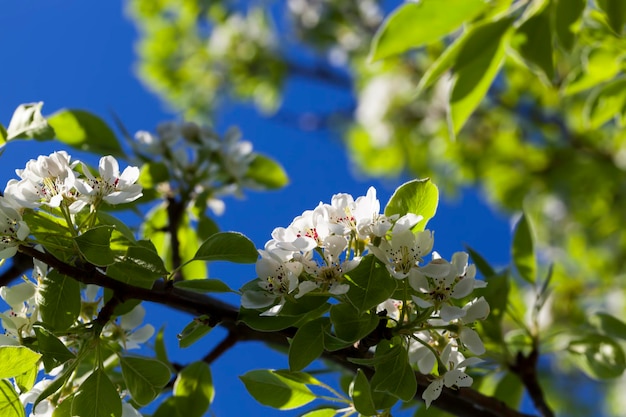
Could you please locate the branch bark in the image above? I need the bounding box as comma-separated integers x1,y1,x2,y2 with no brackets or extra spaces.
18,245,537,417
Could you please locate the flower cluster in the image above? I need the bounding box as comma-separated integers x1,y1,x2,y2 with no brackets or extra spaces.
133,121,256,215
0,151,142,260
243,186,490,407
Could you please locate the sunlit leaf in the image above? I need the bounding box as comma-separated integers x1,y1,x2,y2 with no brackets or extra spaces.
370,342,416,401
584,77,626,128
554,0,585,51
370,0,488,61
330,303,379,344
514,1,554,82
173,362,214,417
240,369,316,410
246,153,289,189
384,178,438,231
34,325,75,372
0,346,41,379
0,379,25,417
177,315,213,348
48,109,124,157
590,312,626,341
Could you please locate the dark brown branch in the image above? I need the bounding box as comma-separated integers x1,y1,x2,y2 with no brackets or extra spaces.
202,331,239,365
510,349,554,417
18,245,537,417
165,196,185,282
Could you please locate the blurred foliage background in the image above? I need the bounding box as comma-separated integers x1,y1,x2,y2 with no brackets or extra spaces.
126,0,626,415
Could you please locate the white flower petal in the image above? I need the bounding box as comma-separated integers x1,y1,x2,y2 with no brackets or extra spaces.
422,378,443,408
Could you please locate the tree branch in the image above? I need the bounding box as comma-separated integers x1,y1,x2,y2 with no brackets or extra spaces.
510,349,554,417
18,244,537,417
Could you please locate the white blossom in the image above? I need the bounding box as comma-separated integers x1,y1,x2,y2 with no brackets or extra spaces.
75,156,142,205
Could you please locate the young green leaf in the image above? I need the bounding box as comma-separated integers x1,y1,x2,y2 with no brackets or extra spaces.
36,270,81,331
71,369,122,417
384,178,438,231
240,369,317,410
107,244,168,286
0,346,41,379
370,0,488,61
177,316,213,348
173,362,214,417
246,153,289,189
120,356,171,406
465,244,496,278
584,78,626,129
191,231,258,263
346,255,398,314
74,226,116,266
512,213,537,284
0,379,25,417
48,109,124,157
350,369,377,416
300,409,339,417
289,318,327,371
5,102,54,141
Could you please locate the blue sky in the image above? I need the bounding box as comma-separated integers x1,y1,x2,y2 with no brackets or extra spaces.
0,2,514,416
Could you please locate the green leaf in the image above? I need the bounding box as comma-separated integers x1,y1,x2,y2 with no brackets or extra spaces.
238,296,330,331
384,178,439,231
512,213,536,283
370,0,488,61
584,77,626,128
515,2,554,82
71,369,122,417
417,16,513,93
554,0,585,51
240,369,316,410
120,356,171,406
246,154,289,189
139,161,170,188
48,109,124,157
597,0,626,35
289,318,327,371
0,379,25,417
177,315,213,348
173,362,214,417
5,102,54,141
448,18,513,134
590,312,626,341
569,335,626,379
465,245,496,278
370,342,417,401
0,124,7,144
75,226,116,266
346,255,398,314
330,304,379,343
190,231,258,264
0,346,41,379
173,279,235,293
107,244,168,286
34,325,76,372
563,47,622,95
36,270,81,331
475,272,509,344
154,327,171,369
350,369,377,416
97,212,137,243
34,358,80,408
22,210,75,262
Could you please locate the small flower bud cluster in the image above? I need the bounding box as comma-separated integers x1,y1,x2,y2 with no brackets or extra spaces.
133,121,255,215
